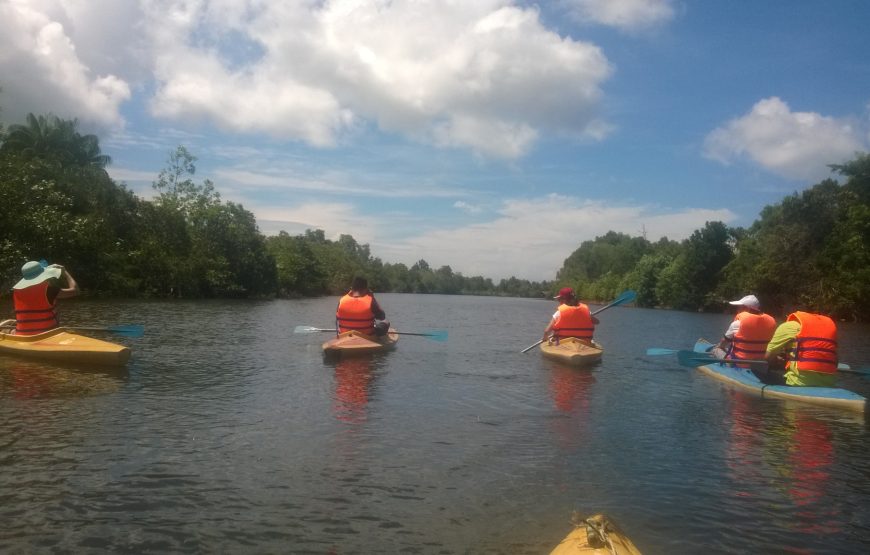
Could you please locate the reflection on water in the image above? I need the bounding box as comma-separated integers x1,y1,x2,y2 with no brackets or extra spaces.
330,356,377,424
0,298,869,554
547,362,596,453
725,390,843,537
548,362,596,415
776,408,840,535
0,357,127,399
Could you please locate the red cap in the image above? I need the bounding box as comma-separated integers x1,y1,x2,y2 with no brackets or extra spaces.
554,287,575,300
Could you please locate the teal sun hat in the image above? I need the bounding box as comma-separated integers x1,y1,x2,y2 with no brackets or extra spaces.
13,261,62,290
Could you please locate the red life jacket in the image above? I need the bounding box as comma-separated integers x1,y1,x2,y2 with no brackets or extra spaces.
336,293,376,335
553,304,594,340
730,311,777,360
786,312,837,375
13,282,59,335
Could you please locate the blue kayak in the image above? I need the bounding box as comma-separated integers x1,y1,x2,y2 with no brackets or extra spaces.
692,339,866,413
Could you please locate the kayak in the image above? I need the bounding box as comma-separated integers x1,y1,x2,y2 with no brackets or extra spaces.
322,329,399,356
550,514,642,554
692,339,866,413
541,337,603,367
0,327,131,366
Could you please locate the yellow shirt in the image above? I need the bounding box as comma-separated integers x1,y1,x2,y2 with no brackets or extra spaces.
766,321,836,387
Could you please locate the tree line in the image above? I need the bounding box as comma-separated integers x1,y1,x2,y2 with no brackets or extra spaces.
1,112,867,319
0,113,549,299
553,154,870,320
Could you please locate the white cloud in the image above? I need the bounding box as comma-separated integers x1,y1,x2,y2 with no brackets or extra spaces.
292,194,735,281
0,0,131,128
251,201,380,244
563,0,675,31
139,0,612,158
454,200,483,214
704,97,868,181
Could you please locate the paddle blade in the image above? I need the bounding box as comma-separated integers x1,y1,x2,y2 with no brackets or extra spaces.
677,350,716,368
66,325,144,338
422,330,448,342
591,290,637,315
646,348,678,356
108,324,144,338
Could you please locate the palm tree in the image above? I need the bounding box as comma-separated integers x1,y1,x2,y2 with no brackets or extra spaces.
0,113,111,168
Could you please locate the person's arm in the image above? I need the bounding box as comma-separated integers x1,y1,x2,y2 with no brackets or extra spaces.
542,311,559,341
765,321,799,364
370,295,386,320
53,265,80,299
716,320,740,350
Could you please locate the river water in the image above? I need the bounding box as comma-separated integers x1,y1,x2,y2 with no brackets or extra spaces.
1,294,869,553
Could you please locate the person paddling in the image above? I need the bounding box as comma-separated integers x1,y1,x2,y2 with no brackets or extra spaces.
9,260,79,335
765,311,838,387
542,287,599,345
710,294,776,365
335,277,390,337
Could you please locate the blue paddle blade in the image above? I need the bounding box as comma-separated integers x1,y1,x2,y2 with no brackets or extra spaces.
108,324,144,338
423,330,448,342
65,325,144,338
646,348,678,356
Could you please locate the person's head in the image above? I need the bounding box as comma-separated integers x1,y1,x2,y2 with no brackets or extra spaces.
351,276,369,293
13,260,61,290
728,294,761,314
554,287,576,304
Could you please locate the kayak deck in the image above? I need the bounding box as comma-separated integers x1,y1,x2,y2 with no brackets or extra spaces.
541,337,603,367
322,329,399,356
0,327,131,366
550,514,642,554
692,339,866,413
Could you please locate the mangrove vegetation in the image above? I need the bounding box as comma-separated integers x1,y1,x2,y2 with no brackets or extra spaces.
1,112,867,319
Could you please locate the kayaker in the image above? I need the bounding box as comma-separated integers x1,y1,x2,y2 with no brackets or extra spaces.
335,276,390,336
10,260,79,335
542,287,598,344
764,311,838,387
710,294,776,364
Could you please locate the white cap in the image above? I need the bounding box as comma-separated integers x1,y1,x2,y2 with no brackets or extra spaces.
728,294,760,310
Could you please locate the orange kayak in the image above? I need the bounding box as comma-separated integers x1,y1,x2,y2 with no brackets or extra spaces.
550,514,642,554
322,329,399,356
540,337,604,367
0,327,131,366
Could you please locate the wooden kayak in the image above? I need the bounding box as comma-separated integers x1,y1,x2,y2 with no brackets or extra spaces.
550,514,642,554
693,339,866,413
0,327,131,366
322,329,399,356
541,337,603,367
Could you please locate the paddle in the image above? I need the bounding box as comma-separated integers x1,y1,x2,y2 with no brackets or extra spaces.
0,322,144,338
65,325,145,338
646,347,679,356
521,290,637,353
293,325,448,342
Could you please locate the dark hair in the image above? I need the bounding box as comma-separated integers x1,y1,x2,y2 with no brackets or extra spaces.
351,276,368,291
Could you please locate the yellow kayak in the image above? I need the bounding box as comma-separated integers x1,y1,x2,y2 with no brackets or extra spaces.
0,327,131,366
541,337,604,366
322,329,399,356
550,514,642,554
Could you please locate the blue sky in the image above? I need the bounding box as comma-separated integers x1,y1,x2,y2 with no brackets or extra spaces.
2,0,869,280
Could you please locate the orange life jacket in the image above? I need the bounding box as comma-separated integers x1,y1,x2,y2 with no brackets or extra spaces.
786,311,837,374
729,311,777,360
553,303,594,340
336,293,376,335
13,282,59,335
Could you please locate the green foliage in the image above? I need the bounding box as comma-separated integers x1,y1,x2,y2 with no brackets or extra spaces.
1,111,866,316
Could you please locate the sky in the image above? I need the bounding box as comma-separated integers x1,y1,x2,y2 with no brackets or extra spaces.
1,0,869,281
